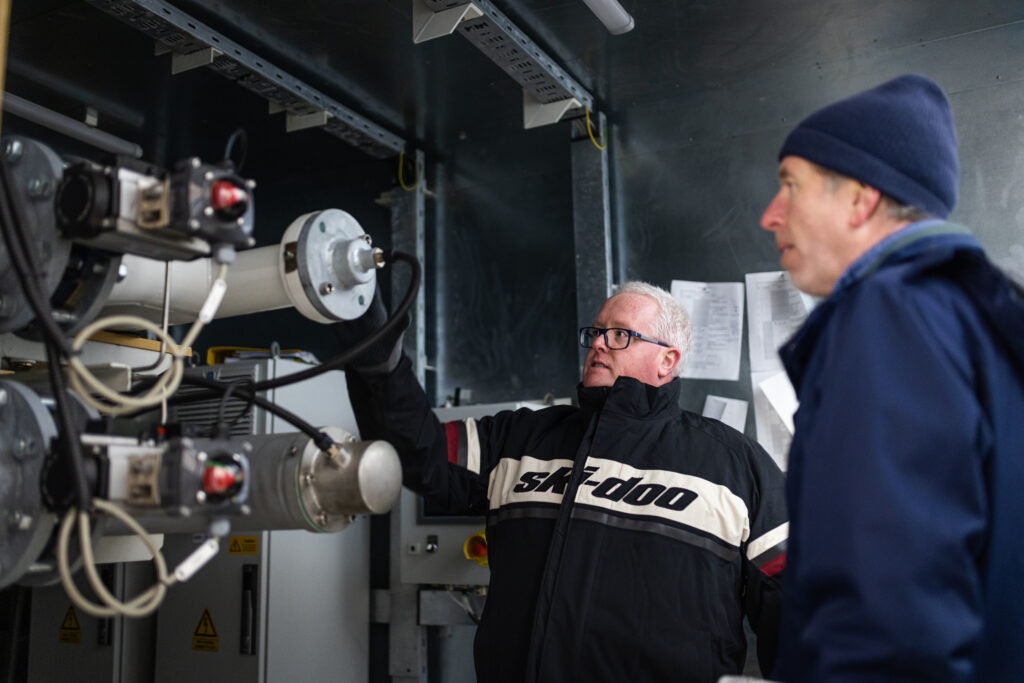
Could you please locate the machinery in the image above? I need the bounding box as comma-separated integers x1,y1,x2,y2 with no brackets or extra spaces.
0,133,410,628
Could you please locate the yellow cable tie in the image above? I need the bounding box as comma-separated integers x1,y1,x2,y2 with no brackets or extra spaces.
585,107,607,151
398,151,422,191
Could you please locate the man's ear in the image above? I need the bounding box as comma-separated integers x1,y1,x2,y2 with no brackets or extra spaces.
848,182,883,227
659,348,682,380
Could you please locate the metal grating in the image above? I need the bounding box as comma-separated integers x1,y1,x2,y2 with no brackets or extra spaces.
81,0,405,158
170,364,260,438
423,0,593,109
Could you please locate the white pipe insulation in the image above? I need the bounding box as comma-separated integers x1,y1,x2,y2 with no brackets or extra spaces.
102,245,293,326
99,209,379,328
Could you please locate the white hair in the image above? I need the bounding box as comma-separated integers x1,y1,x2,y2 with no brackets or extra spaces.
612,281,692,377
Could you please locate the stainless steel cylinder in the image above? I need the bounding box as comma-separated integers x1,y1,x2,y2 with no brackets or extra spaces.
222,426,401,533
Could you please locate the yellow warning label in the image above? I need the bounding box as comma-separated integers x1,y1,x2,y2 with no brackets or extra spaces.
228,535,258,555
59,605,81,644
191,608,219,652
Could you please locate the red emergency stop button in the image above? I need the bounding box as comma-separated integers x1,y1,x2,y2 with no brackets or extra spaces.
210,180,248,218
203,462,243,499
463,530,488,567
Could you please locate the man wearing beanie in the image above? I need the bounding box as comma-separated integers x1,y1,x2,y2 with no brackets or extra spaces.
760,74,1024,682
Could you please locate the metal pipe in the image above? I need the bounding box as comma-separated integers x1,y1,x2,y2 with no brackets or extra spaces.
2,91,143,158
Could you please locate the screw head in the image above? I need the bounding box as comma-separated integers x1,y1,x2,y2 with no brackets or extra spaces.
319,282,335,296
27,179,50,198
4,139,23,163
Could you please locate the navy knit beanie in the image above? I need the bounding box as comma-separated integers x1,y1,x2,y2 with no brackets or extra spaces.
779,74,959,218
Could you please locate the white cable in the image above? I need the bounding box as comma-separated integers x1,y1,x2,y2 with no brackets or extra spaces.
67,264,229,416
57,499,226,618
57,500,172,618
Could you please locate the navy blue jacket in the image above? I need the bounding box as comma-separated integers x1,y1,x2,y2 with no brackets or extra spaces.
773,221,1024,682
348,368,788,682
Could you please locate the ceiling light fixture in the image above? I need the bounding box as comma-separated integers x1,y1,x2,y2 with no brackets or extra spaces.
582,0,635,35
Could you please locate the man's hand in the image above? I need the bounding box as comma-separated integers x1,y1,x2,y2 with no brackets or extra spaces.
333,288,409,375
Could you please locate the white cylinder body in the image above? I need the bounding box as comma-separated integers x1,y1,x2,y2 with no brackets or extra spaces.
102,246,293,327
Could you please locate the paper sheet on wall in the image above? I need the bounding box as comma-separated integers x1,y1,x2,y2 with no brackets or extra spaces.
701,395,749,434
670,280,744,381
758,371,799,435
744,271,810,373
751,370,793,470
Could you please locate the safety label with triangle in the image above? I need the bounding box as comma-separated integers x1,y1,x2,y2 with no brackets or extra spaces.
59,605,82,644
228,535,258,555
191,608,219,652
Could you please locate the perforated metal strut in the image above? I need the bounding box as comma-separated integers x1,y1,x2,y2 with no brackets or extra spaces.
82,0,405,158
422,0,593,110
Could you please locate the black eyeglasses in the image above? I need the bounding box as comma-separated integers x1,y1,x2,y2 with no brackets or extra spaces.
578,327,670,350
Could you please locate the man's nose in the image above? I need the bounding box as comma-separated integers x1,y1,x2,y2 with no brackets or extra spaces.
591,330,610,351
760,191,785,232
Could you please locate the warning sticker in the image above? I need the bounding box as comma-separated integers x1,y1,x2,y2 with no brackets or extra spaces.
228,535,258,555
191,608,219,652
59,605,81,644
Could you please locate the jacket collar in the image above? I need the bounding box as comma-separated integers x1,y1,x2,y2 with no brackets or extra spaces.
781,220,982,390
576,376,681,418
834,219,975,291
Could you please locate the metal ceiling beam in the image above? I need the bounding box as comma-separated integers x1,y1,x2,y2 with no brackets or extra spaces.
81,0,405,158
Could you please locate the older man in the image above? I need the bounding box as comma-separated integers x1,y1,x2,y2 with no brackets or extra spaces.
760,74,1024,681
342,281,787,682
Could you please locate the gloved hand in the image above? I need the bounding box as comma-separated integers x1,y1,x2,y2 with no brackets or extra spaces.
332,288,409,375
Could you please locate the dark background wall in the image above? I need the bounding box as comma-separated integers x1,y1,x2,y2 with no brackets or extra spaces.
8,0,1024,432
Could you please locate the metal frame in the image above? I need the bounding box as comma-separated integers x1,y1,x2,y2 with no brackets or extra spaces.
570,111,612,369
385,150,429,681
82,0,405,158
390,149,428,387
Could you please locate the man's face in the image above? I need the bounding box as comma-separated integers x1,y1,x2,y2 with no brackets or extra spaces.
759,156,857,297
582,293,674,388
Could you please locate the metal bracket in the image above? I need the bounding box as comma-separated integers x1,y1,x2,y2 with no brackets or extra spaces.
524,91,581,129
286,110,331,133
412,0,482,44
170,47,221,74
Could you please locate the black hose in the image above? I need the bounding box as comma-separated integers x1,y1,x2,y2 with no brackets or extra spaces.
177,375,333,450
248,249,421,392
0,157,90,509
0,159,72,355
45,335,92,510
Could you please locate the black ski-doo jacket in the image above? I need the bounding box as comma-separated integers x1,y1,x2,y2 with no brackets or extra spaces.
347,356,787,682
